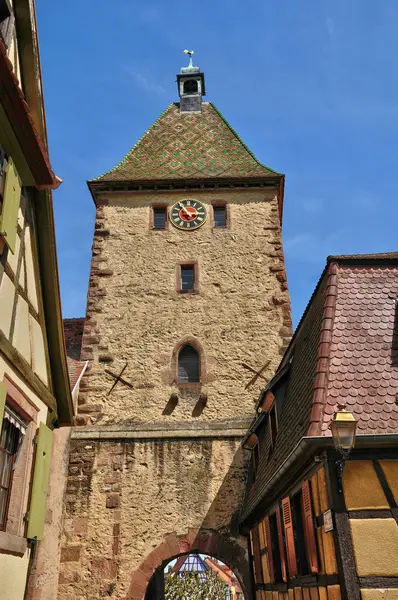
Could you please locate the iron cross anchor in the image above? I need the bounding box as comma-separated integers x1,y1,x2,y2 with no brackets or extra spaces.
105,362,134,395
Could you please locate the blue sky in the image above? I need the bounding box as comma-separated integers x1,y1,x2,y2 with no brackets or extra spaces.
37,0,398,327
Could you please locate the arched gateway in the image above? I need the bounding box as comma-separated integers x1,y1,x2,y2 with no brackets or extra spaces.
135,530,248,600
56,54,290,599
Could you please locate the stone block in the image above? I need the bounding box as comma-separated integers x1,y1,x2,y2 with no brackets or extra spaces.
60,546,81,562
106,493,120,509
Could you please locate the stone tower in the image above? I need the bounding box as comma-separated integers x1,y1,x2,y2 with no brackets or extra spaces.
58,57,291,600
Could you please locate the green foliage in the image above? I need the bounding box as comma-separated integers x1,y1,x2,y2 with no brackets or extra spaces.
165,569,227,600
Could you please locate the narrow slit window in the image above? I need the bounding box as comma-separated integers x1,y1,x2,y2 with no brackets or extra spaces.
178,345,200,383
180,265,195,292
213,205,227,227
153,207,167,230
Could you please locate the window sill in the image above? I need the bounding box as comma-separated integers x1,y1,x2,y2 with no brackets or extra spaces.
178,290,199,295
177,382,201,389
0,531,27,556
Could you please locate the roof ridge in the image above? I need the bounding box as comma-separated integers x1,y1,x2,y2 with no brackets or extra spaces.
91,103,174,182
209,102,282,176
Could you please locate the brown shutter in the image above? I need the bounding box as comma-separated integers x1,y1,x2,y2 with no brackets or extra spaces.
281,496,297,578
263,516,275,583
276,507,287,582
302,480,319,574
251,526,263,584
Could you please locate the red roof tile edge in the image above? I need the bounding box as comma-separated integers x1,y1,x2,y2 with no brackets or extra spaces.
307,262,339,436
0,40,57,188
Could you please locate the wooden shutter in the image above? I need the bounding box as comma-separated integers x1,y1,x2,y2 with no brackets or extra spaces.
0,158,21,254
0,381,6,429
27,423,53,540
250,526,263,584
276,507,287,582
301,480,319,574
281,496,297,578
263,516,275,583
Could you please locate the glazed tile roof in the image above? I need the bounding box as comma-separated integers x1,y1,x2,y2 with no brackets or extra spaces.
91,103,280,183
324,265,398,434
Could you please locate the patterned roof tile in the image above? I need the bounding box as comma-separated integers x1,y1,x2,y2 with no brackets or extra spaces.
91,103,280,183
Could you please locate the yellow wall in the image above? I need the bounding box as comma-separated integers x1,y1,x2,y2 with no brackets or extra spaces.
343,460,389,510
379,460,398,503
361,591,398,600
350,518,398,576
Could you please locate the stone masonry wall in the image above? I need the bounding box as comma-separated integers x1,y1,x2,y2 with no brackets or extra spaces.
58,436,250,600
77,188,291,426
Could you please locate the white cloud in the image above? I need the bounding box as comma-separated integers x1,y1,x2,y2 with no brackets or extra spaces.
123,66,166,97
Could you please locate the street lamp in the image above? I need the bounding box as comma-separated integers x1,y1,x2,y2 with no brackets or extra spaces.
330,409,358,493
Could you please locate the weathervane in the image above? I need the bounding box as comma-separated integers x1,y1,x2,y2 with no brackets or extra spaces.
183,49,194,68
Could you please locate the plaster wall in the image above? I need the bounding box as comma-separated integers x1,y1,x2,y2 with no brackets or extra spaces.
350,518,398,576
0,196,49,386
343,460,389,510
0,356,49,600
78,188,291,426
0,551,30,600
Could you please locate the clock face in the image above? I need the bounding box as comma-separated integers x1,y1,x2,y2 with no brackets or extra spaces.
169,199,207,230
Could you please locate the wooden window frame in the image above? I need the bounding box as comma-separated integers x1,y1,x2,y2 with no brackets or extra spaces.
0,377,38,554
250,526,264,585
301,479,319,574
281,496,298,578
151,205,169,231
211,202,229,229
176,261,199,294
0,415,19,530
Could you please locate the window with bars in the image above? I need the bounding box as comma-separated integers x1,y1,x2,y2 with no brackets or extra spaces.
153,207,167,230
0,415,20,530
213,205,227,228
178,344,200,383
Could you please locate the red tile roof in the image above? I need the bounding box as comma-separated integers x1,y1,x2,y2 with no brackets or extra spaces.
66,357,86,391
63,318,86,392
90,103,280,183
322,264,398,434
63,318,85,360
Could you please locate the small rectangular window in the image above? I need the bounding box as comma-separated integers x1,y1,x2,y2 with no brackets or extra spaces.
153,207,167,230
180,265,195,292
213,205,227,227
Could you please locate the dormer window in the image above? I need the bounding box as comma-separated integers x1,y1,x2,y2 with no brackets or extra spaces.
183,79,198,94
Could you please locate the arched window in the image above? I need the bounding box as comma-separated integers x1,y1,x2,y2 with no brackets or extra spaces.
178,344,200,383
183,79,198,94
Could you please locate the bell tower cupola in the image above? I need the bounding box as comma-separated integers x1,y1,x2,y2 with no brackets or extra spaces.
177,49,206,112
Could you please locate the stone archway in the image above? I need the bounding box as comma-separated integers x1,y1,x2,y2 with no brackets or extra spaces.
127,528,250,600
